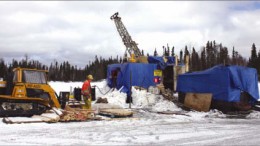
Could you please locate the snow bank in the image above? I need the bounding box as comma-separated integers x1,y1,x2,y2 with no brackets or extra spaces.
101,89,129,108
49,80,180,111
132,87,158,108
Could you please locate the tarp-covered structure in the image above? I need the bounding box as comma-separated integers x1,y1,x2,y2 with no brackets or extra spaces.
147,56,175,69
107,63,158,95
177,65,259,102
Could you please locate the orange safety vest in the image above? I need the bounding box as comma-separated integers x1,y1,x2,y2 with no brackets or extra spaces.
81,80,91,96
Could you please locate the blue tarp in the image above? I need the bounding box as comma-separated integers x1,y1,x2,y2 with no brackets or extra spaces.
176,65,259,102
107,63,158,95
147,56,175,69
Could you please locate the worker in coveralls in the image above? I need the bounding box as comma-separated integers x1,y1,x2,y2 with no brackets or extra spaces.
81,75,93,109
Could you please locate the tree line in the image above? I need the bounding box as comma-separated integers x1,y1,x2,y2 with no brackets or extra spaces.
0,55,120,82
154,40,247,72
0,40,258,81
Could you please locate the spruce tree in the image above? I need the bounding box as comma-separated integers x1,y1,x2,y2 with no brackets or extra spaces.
257,50,260,75
191,47,198,71
248,43,258,69
171,46,175,56
201,47,207,70
184,45,190,65
180,50,183,64
154,48,158,56
166,43,170,56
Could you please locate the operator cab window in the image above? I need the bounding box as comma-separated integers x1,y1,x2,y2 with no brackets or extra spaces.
23,70,47,84
13,70,18,82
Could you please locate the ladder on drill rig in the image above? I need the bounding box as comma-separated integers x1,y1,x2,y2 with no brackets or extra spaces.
110,12,142,58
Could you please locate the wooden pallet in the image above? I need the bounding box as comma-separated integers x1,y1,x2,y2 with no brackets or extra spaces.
59,105,96,122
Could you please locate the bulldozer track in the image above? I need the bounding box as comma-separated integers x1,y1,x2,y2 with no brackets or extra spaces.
0,99,48,117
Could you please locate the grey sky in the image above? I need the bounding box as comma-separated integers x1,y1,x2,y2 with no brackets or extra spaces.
0,1,259,68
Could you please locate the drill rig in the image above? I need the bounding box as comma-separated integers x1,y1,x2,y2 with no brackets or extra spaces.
110,12,144,62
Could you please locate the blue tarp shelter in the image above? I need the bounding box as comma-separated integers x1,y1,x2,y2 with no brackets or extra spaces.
176,65,259,102
107,63,158,95
147,56,175,69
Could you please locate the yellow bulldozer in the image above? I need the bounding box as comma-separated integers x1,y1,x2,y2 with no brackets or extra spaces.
0,67,60,117
0,67,132,123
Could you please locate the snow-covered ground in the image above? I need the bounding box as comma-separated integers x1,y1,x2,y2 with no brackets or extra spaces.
1,80,260,145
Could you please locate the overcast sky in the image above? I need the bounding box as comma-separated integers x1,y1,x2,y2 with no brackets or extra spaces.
0,1,260,68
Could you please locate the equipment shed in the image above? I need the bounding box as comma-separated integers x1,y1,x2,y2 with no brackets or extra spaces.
107,63,158,95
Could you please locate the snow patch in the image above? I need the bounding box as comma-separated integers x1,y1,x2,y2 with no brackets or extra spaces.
132,87,159,108
247,111,260,119
103,89,128,108
152,99,182,112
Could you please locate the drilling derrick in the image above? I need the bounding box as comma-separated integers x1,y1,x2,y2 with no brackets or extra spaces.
110,12,142,58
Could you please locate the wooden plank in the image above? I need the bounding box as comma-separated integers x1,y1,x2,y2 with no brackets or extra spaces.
99,109,133,118
33,113,60,123
156,111,189,116
3,117,44,124
184,93,212,112
2,112,61,124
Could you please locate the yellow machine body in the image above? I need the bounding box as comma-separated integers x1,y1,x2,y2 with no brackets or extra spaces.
0,67,60,109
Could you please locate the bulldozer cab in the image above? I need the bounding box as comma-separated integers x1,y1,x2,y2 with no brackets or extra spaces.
13,68,48,84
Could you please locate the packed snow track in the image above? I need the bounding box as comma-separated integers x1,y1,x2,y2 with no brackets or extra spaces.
1,110,260,145
1,81,260,145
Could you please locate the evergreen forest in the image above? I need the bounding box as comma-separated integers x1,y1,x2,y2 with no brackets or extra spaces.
0,40,259,81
